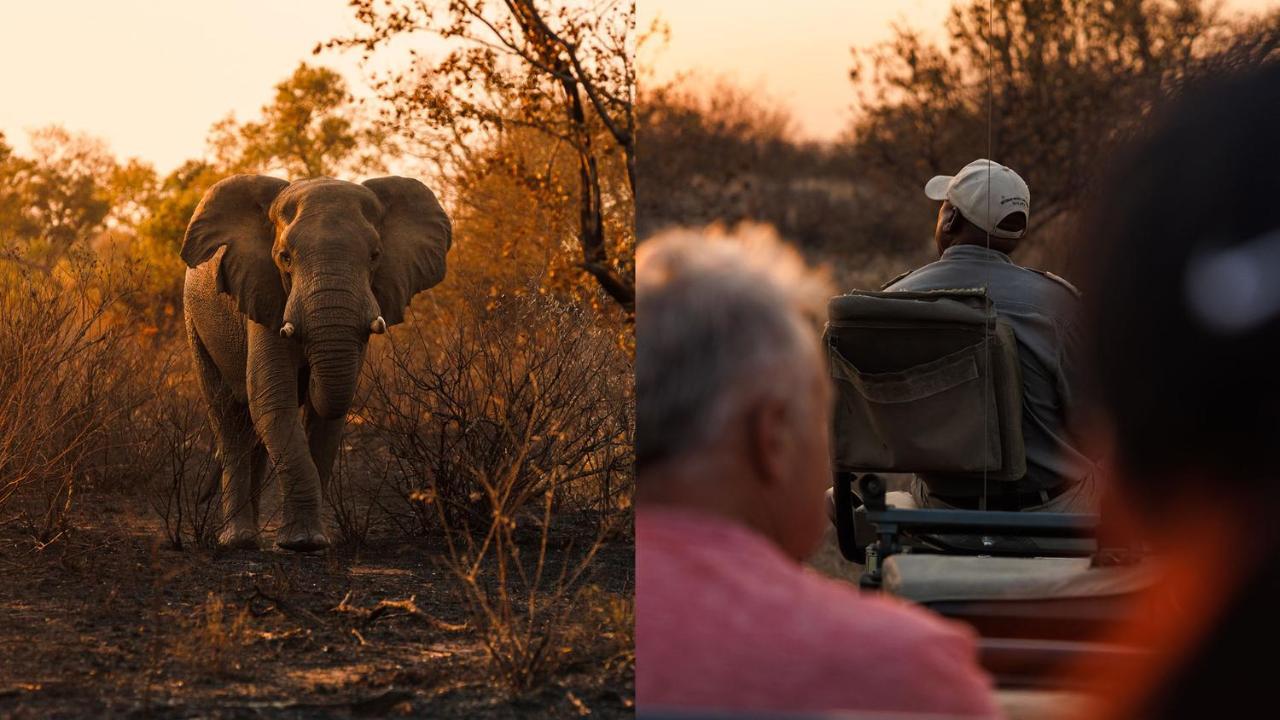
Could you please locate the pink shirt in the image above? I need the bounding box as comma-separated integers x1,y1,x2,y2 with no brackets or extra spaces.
637,508,999,717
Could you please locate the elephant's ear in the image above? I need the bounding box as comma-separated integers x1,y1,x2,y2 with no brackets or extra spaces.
181,174,290,329
363,176,452,327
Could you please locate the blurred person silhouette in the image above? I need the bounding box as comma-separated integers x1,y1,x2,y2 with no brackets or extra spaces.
884,160,1096,513
1079,61,1280,718
635,225,997,717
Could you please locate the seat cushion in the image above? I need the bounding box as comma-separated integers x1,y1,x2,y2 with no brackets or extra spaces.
883,554,1158,604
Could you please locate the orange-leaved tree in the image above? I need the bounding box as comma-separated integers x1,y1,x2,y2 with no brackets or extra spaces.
846,0,1279,271
322,0,637,313
208,62,392,179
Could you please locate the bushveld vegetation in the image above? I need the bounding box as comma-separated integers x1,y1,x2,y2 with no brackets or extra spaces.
639,0,1279,288
1,1,634,716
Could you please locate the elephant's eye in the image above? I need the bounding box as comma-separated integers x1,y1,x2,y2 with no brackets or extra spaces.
371,248,381,262
279,251,292,268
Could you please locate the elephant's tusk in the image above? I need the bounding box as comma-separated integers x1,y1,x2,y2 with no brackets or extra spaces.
370,316,387,335
280,322,295,339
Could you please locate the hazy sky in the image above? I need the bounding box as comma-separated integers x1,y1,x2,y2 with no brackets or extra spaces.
0,0,428,174
3,1,1275,172
641,0,1278,141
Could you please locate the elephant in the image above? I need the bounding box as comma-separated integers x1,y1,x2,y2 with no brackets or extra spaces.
181,174,451,551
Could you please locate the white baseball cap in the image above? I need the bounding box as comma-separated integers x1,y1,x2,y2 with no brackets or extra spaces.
924,159,1030,239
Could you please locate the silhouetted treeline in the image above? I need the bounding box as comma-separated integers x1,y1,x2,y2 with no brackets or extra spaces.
638,82,874,256
639,0,1279,288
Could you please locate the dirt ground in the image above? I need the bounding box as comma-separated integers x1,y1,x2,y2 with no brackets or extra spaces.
0,492,634,719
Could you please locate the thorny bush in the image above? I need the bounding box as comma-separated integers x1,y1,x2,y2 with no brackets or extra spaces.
357,290,634,537
340,290,635,689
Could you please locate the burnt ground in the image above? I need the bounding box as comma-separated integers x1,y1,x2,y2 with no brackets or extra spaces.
0,493,634,719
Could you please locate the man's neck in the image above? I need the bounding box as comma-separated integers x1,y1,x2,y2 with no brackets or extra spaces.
636,455,780,549
940,241,1015,261
947,237,1017,255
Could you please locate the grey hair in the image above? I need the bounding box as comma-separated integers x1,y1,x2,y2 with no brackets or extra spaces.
636,224,834,468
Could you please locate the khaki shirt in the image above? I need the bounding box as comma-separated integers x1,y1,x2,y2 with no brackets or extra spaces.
886,244,1093,493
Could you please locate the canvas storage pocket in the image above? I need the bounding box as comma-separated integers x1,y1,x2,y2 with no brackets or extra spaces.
829,340,1003,473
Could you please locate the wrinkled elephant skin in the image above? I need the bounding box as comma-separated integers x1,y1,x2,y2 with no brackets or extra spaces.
181,175,451,551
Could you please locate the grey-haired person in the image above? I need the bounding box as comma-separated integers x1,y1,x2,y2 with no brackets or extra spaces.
635,226,997,717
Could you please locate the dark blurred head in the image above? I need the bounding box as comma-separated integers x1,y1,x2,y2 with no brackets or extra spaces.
1082,62,1280,520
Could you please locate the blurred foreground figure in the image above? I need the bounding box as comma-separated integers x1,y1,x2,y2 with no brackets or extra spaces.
886,160,1096,512
634,226,996,717
1081,62,1280,718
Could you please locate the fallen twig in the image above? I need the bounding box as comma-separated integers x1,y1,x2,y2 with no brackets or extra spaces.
0,683,41,698
331,592,469,632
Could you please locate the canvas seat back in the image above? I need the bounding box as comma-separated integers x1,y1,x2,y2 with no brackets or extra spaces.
825,289,1026,483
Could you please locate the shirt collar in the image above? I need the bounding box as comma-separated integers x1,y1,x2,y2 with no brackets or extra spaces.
637,506,795,567
942,244,1014,264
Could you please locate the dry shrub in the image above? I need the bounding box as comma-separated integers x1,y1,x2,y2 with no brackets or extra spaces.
140,386,224,550
0,248,232,552
0,250,226,549
0,255,152,542
80,255,203,496
324,437,396,547
433,473,618,692
359,290,633,535
344,289,633,689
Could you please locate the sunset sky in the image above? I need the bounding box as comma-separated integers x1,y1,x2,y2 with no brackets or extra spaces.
0,0,436,173
2,0,1274,173
640,0,1277,140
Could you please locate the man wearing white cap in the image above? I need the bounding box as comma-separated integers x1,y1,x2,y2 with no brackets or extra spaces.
885,159,1096,512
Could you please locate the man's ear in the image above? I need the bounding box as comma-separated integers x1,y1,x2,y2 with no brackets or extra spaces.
941,205,960,234
745,397,790,489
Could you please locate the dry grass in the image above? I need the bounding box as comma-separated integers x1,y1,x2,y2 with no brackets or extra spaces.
184,592,252,677
564,583,635,674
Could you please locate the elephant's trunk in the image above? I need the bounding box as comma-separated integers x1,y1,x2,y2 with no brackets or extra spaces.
299,282,369,420
306,330,364,419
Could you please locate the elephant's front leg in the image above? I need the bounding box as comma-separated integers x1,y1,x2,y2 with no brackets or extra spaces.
194,363,261,548
257,411,329,550
246,325,329,551
304,404,346,496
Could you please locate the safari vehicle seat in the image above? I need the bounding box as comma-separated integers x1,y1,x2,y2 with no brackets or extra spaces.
824,289,1153,689
825,288,1025,490
824,287,1033,562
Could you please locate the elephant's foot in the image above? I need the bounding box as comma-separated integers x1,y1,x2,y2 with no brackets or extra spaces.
277,516,329,552
218,526,261,550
